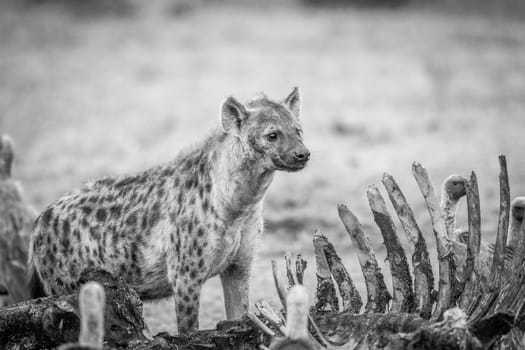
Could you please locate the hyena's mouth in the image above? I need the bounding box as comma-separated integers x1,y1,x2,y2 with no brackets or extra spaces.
272,157,308,172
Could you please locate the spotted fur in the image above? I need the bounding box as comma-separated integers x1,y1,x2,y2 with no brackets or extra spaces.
28,87,309,334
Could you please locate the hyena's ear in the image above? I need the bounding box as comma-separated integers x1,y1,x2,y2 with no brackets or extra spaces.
283,86,300,119
0,134,14,180
221,96,248,135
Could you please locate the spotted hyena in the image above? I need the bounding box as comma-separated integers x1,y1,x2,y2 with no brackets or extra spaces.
28,87,310,333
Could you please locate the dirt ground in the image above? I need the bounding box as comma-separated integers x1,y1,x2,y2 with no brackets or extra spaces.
1,0,525,333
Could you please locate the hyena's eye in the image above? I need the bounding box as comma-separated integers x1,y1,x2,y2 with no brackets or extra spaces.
266,133,278,142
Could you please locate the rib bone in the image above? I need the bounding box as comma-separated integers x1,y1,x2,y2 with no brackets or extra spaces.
312,233,339,313
367,185,414,313
313,232,361,313
458,172,483,314
382,173,434,318
337,204,391,313
412,162,454,321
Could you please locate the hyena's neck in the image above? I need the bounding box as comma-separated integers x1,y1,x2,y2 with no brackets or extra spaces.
211,132,274,218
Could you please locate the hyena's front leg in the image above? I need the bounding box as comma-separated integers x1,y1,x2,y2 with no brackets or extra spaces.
174,281,202,334
169,261,203,334
220,262,251,320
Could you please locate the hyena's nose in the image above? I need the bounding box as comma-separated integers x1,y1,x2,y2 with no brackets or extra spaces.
293,149,310,162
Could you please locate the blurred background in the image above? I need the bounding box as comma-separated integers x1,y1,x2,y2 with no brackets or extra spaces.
1,0,525,334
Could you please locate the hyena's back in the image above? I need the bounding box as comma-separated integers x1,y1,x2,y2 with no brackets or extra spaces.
30,168,178,298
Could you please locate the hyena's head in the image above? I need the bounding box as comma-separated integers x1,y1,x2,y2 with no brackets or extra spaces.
220,87,310,172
